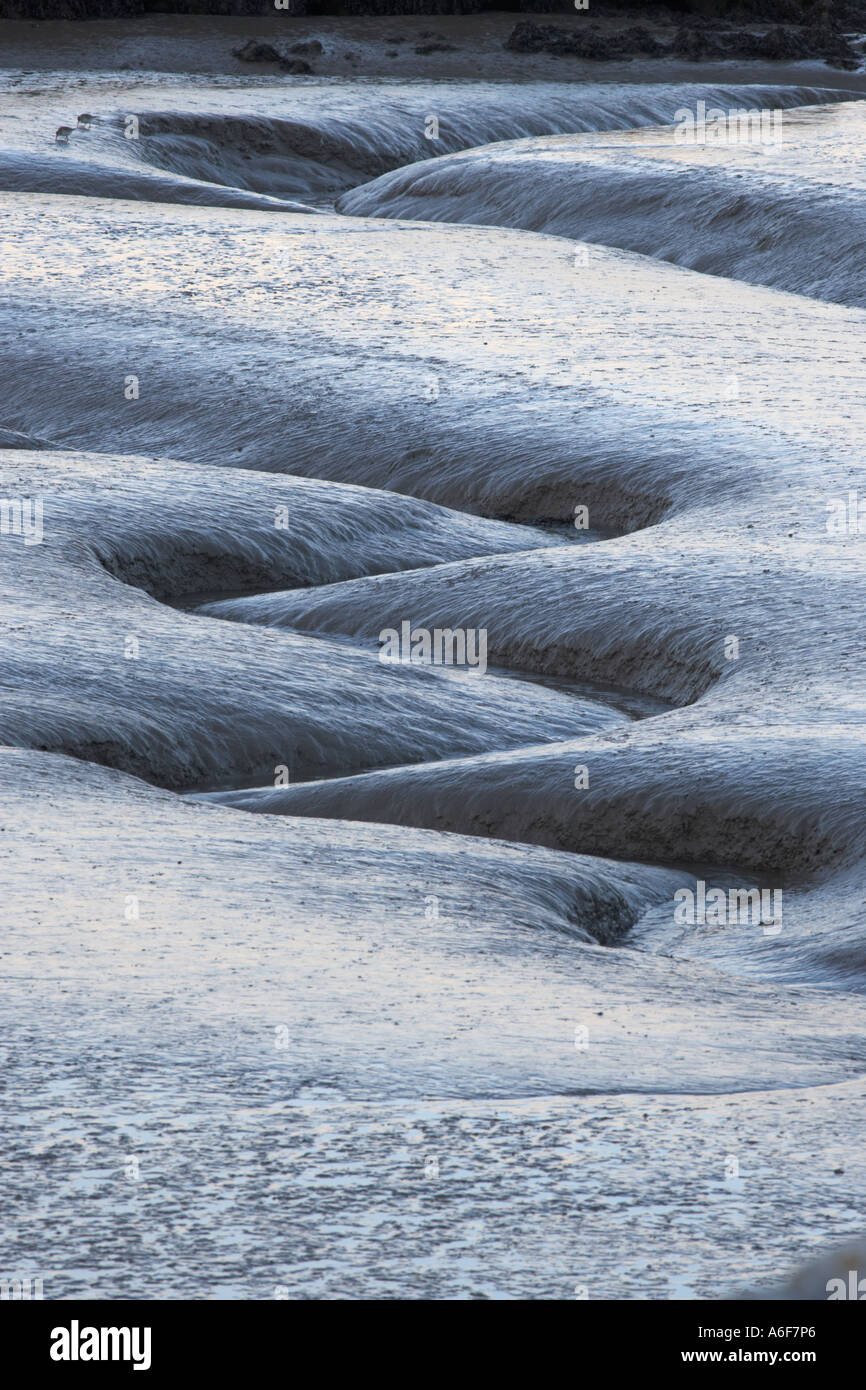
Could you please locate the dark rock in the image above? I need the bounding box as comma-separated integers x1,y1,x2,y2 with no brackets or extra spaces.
505,22,636,62
560,29,629,62
804,23,861,69
278,57,313,74
749,26,812,61
233,41,282,65
666,19,861,70
288,40,323,57
415,42,458,54
505,23,558,55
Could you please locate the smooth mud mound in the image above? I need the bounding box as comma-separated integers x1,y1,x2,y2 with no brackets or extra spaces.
1,77,857,206
339,98,866,307
0,450,623,789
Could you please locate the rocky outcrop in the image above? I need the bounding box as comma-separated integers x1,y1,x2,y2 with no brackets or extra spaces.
507,16,861,70
232,38,314,72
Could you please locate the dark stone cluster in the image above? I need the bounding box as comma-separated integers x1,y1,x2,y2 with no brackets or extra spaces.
232,37,322,72
506,14,863,71
1,0,865,77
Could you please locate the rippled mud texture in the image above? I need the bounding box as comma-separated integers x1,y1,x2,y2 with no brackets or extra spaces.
5,751,866,1298
2,37,866,1301
338,100,866,308
1,75,851,209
